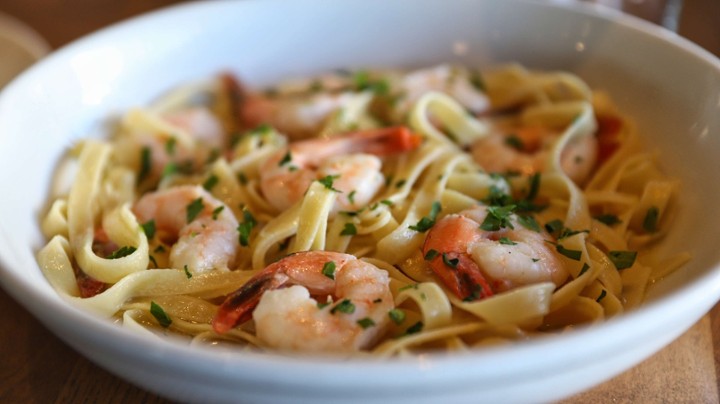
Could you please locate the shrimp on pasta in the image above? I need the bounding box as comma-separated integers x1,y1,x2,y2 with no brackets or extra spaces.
37,63,688,356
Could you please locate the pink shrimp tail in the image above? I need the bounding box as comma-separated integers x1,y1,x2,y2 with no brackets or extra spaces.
423,214,494,301
349,126,422,155
212,271,288,334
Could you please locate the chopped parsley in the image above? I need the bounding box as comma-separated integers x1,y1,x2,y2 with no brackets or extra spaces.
249,123,273,137
395,179,407,188
211,206,224,220
322,261,336,280
141,219,156,239
148,255,158,268
405,321,424,335
555,244,582,261
643,206,659,233
525,173,541,201
137,146,152,184
183,265,193,279
544,219,589,239
596,290,607,303
594,214,621,226
504,134,524,151
578,262,590,276
608,250,637,270
203,174,219,191
498,237,517,245
470,71,486,92
186,198,205,223
352,70,389,94
517,215,541,232
165,137,177,155
480,205,516,231
348,190,357,204
388,308,406,325
330,299,355,314
278,151,292,167
150,301,172,328
237,172,248,185
318,175,341,192
107,246,136,259
424,249,439,261
409,201,441,232
340,223,357,236
442,253,459,269
357,318,376,329
237,210,257,247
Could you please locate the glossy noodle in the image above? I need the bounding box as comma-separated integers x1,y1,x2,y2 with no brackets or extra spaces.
38,64,689,356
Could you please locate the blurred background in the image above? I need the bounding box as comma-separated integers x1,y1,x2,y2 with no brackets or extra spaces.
0,0,718,56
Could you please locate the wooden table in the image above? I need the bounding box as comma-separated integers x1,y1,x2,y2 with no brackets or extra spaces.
0,1,719,402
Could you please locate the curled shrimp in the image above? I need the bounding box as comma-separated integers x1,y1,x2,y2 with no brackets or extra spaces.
423,205,568,301
472,125,598,184
132,185,239,273
394,64,490,117
260,126,421,212
213,251,394,353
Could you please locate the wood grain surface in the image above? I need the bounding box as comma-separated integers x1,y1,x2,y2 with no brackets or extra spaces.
0,1,718,402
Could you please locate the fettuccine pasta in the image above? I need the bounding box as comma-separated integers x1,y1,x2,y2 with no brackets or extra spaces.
38,64,688,356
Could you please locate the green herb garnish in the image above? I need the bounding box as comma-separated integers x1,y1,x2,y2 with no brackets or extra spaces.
405,321,424,335
498,237,517,245
150,301,172,328
504,134,524,151
643,206,659,233
107,246,136,259
330,299,355,314
237,210,257,247
388,308,406,325
165,137,176,156
318,175,341,192
517,215,541,232
357,318,376,329
186,198,204,223
137,146,152,184
340,223,357,236
409,201,441,232
442,253,459,269
596,290,607,302
608,250,637,270
279,151,292,167
203,174,219,191
424,249,439,261
594,214,621,226
183,265,193,279
141,219,156,239
322,261,336,280
212,206,224,220
556,244,582,260
480,205,516,231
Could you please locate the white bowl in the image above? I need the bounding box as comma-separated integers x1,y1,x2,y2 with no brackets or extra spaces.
1,1,719,402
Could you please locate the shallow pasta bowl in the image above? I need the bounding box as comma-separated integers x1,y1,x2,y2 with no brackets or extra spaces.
1,0,720,402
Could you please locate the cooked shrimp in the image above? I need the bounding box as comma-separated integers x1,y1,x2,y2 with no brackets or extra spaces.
259,126,421,212
132,106,226,186
213,251,394,352
394,64,490,117
471,125,597,184
423,205,567,301
132,185,239,273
